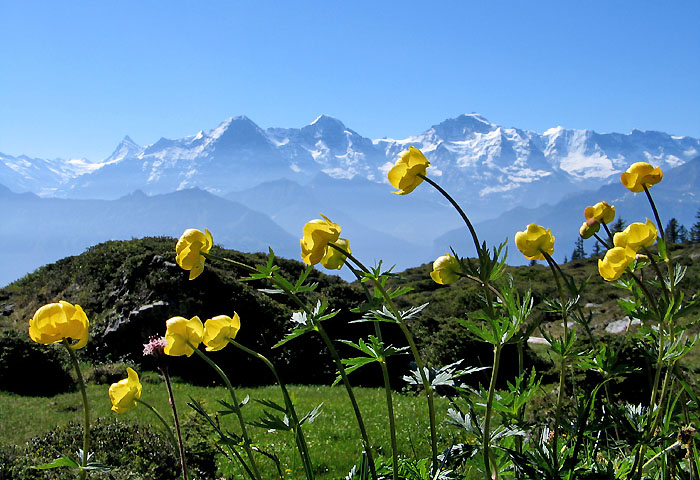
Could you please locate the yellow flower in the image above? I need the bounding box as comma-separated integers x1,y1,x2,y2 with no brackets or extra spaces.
387,146,430,195
620,162,663,193
598,246,636,281
109,367,142,414
300,214,341,265
164,316,204,357
584,201,615,224
175,228,213,280
28,301,89,349
430,254,461,285
320,238,351,270
579,218,601,239
203,313,241,352
515,224,555,261
613,218,658,251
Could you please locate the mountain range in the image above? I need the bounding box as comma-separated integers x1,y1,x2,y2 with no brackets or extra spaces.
1,114,699,286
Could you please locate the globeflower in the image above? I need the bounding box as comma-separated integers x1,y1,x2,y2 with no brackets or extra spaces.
320,238,351,270
203,313,241,352
598,246,636,282
109,367,142,414
300,214,341,265
176,228,213,280
613,218,658,251
620,162,663,193
584,201,615,224
387,146,430,195
28,301,89,349
515,224,555,261
430,254,461,285
164,316,204,357
579,218,601,239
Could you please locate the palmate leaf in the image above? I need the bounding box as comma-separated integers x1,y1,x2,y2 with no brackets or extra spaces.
255,398,287,413
251,410,292,432
33,456,80,469
34,452,111,472
299,403,323,425
273,324,315,348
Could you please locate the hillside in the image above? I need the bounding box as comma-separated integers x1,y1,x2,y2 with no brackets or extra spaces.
2,237,699,389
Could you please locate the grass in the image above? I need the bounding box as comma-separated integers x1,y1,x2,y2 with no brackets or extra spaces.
1,373,456,479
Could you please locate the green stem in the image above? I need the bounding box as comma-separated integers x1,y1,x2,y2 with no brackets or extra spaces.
228,339,315,480
162,366,188,480
642,441,682,471
419,173,481,255
593,232,612,250
378,284,439,473
380,357,399,480
329,242,438,470
202,251,257,273
262,272,378,480
346,263,399,480
315,326,378,480
191,346,262,480
644,186,666,244
63,340,89,479
135,398,178,452
483,343,503,480
602,222,614,244
543,253,569,475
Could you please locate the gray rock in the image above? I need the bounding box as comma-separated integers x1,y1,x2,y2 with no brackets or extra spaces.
605,317,641,334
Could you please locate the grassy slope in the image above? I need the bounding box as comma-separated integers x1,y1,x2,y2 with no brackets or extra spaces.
0,378,453,479
2,237,699,375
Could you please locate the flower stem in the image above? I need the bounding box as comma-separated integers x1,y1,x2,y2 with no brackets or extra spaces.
228,339,315,480
543,253,569,474
330,241,439,473
375,282,439,473
63,340,89,479
347,264,399,480
419,173,481,255
483,343,503,480
191,346,262,480
135,398,179,452
162,366,188,480
643,186,666,244
315,326,379,480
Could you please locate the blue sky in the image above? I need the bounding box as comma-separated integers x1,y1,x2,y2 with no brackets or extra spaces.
1,1,699,161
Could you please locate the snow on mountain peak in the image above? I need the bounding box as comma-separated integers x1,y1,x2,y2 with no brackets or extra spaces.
308,114,346,132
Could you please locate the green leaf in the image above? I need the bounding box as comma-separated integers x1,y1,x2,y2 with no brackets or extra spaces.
300,403,323,425
33,456,80,469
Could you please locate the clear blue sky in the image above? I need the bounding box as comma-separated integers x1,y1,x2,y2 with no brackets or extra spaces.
1,1,699,161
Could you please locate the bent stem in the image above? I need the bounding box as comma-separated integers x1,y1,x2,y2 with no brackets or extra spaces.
191,345,262,480
135,398,179,452
162,366,188,480
228,338,315,480
63,340,89,479
418,173,481,255
643,186,665,244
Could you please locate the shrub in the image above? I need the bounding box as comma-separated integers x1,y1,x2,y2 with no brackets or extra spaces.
0,330,73,396
9,417,217,479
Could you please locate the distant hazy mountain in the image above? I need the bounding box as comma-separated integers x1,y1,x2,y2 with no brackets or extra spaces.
0,186,300,286
433,156,700,264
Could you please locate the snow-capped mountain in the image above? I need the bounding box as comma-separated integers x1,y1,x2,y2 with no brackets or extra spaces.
3,114,698,214
2,113,699,287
